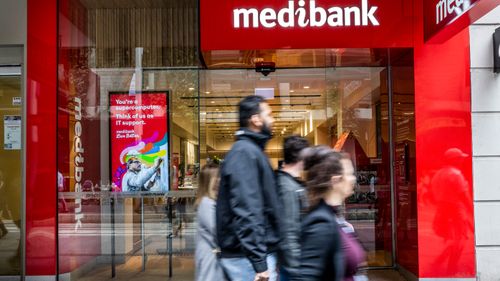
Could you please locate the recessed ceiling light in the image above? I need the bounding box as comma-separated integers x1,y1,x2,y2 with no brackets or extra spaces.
211,101,215,104
303,86,310,89
188,87,195,91
290,90,295,93
216,108,220,111
205,91,211,94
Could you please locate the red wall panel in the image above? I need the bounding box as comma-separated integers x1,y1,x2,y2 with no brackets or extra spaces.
414,3,476,277
26,0,58,276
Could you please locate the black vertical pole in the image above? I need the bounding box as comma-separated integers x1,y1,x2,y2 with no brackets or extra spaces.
168,198,173,278
111,196,116,278
141,194,146,272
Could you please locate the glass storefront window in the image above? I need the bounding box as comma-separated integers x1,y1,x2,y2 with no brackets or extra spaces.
200,68,329,167
57,1,415,279
327,67,393,266
58,0,200,279
0,69,23,275
200,66,395,267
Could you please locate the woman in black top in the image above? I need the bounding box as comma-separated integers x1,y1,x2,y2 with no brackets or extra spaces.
299,146,358,281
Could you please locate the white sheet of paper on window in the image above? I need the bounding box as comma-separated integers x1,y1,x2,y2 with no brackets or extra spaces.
4,115,21,150
12,97,21,106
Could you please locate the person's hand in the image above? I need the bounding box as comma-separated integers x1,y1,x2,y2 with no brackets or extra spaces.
154,157,163,169
146,180,155,189
254,271,269,281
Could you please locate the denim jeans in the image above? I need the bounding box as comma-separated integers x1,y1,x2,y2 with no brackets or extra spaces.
220,253,277,281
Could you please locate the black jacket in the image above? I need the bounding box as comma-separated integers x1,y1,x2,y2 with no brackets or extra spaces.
300,200,344,281
216,128,281,273
276,170,308,280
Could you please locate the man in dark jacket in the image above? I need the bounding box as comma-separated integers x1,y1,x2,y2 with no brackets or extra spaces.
216,95,280,281
276,135,309,281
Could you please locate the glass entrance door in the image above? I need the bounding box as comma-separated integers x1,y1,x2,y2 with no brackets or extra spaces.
0,66,23,276
326,67,393,267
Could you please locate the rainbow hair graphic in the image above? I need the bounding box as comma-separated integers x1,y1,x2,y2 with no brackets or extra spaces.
120,132,168,165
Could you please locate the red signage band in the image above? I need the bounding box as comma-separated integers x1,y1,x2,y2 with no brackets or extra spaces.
201,0,414,51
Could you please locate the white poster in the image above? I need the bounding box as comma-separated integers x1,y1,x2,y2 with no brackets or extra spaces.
12,97,21,106
4,115,21,150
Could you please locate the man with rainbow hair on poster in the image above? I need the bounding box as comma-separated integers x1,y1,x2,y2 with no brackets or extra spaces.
121,150,163,192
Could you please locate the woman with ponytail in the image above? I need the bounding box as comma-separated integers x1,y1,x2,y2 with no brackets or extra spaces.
300,146,365,281
195,162,226,281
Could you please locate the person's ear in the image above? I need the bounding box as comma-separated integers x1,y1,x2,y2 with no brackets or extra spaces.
249,114,262,128
331,175,342,185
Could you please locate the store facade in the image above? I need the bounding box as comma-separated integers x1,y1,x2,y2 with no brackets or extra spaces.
0,0,499,280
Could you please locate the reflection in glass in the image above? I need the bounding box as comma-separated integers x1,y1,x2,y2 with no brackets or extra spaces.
327,67,393,266
0,75,22,275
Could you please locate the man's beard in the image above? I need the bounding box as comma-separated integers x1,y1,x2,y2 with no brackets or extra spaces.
261,122,273,137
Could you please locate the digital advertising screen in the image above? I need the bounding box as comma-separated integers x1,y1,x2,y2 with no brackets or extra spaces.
109,92,169,192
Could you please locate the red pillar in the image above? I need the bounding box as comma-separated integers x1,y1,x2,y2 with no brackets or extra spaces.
414,5,476,279
26,0,58,276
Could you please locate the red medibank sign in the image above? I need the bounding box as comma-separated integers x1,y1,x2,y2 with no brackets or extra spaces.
233,0,380,28
424,0,499,42
200,0,414,50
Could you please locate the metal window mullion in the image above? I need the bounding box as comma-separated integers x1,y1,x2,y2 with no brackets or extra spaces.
387,50,397,268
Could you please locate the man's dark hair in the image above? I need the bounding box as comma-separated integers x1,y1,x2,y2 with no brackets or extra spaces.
283,135,310,164
238,95,265,128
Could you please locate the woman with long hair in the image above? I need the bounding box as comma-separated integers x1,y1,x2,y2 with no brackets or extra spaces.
300,146,365,281
195,161,226,281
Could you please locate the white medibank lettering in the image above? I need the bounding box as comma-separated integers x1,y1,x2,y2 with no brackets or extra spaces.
261,8,277,28
435,0,465,24
296,0,310,27
74,97,84,231
310,0,326,27
233,0,379,29
278,1,294,27
233,8,259,28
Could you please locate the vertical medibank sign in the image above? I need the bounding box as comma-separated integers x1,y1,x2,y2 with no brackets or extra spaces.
201,0,414,50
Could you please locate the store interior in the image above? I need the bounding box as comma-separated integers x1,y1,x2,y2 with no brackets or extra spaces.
56,52,416,280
